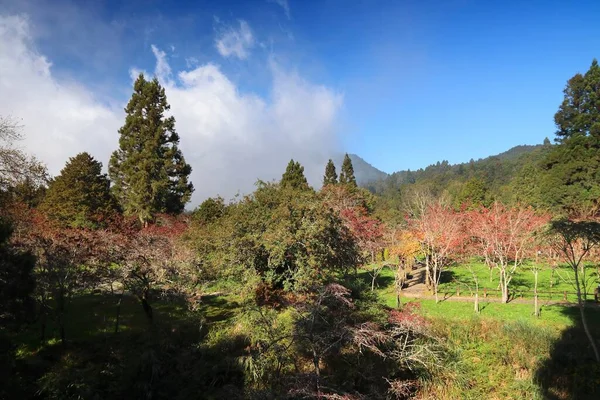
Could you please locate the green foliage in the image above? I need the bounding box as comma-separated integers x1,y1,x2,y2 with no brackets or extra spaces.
39,153,117,228
280,159,309,190
3,176,46,208
109,74,193,225
0,218,35,324
339,153,357,187
189,182,360,293
538,134,600,213
192,196,226,224
554,59,600,143
322,158,338,186
454,177,489,209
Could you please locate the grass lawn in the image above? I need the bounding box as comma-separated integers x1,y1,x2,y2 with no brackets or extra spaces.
12,292,242,358
438,261,599,302
360,264,600,329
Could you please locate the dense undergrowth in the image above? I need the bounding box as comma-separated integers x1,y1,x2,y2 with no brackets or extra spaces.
3,283,600,400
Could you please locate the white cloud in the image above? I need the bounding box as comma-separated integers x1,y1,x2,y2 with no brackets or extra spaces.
0,14,121,178
156,48,343,204
0,14,343,207
151,44,172,82
269,0,291,19
215,20,255,60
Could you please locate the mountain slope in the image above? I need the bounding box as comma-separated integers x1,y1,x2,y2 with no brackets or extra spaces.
333,154,388,185
365,143,551,196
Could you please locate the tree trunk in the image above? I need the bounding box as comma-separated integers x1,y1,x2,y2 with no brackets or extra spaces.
500,270,509,303
575,267,600,362
534,269,540,318
425,255,432,290
57,289,66,346
114,289,125,333
433,262,440,303
141,291,153,324
40,307,47,342
371,267,377,292
474,278,480,314
312,349,320,395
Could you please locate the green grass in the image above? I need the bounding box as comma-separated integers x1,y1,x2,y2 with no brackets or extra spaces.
438,262,598,302
360,263,600,329
12,292,242,358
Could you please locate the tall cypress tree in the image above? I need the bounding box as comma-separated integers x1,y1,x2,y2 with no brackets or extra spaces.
322,159,338,186
281,159,309,190
40,152,117,228
109,74,193,225
339,153,357,188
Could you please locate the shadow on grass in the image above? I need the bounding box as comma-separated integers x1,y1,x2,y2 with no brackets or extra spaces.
2,293,249,400
535,303,600,400
356,268,395,291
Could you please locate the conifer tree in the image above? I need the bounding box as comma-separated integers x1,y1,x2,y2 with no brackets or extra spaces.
281,159,309,190
109,74,193,225
323,159,338,186
40,152,117,228
339,153,357,188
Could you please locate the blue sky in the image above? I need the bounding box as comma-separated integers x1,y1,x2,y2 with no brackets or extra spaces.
1,0,600,201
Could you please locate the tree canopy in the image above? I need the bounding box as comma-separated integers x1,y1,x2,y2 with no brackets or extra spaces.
39,153,117,228
109,74,193,225
323,159,338,186
339,153,357,188
281,159,309,190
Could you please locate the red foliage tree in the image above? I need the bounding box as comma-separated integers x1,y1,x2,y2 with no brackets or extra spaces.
467,203,548,303
410,203,465,303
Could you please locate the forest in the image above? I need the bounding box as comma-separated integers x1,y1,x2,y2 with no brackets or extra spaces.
1,61,600,399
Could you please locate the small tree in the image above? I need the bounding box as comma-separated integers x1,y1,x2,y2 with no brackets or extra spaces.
339,153,357,188
547,219,600,362
39,152,118,228
411,202,464,303
389,230,421,307
281,159,309,190
322,159,338,187
468,203,547,303
193,196,226,224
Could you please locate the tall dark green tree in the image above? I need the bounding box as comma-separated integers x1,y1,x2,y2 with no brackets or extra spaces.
537,59,600,213
554,59,600,143
281,159,309,190
109,74,193,225
322,159,338,187
39,153,117,228
339,154,357,188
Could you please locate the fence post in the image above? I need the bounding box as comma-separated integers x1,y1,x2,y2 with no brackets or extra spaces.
456,286,460,296
484,288,487,298
563,291,567,301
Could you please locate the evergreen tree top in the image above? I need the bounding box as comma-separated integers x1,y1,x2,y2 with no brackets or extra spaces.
40,152,117,228
109,74,193,225
339,153,357,188
281,159,309,190
323,159,338,187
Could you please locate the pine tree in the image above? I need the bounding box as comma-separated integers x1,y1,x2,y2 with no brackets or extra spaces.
281,159,309,190
39,152,117,228
109,74,193,225
322,159,338,186
537,59,600,212
554,59,600,143
339,153,357,188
